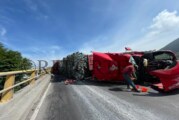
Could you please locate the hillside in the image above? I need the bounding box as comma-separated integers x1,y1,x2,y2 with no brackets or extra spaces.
161,38,179,59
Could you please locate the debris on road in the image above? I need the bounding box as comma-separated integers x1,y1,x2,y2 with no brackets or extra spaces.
64,79,76,85
136,85,149,92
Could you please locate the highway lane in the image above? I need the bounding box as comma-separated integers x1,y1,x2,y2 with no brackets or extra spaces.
34,78,179,120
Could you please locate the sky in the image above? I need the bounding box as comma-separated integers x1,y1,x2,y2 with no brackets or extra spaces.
0,0,179,64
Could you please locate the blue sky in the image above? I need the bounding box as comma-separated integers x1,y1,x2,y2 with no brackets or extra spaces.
1,0,179,63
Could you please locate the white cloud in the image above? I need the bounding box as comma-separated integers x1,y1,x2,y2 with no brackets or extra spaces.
0,27,7,36
24,0,49,20
22,45,68,66
0,15,15,25
79,10,179,53
50,45,61,50
0,26,9,46
129,10,179,51
79,36,110,54
24,0,38,11
150,10,179,31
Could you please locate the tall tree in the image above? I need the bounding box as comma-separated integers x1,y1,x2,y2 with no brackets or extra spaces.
0,43,32,72
0,43,32,90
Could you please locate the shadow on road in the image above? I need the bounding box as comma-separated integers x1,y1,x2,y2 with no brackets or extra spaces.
50,75,179,96
50,75,66,83
133,89,179,97
76,80,127,88
108,87,123,91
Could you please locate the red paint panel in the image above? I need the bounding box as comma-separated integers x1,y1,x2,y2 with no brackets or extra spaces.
150,61,179,91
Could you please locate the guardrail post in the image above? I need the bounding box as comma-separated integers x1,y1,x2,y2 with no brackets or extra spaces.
1,75,15,102
30,71,35,84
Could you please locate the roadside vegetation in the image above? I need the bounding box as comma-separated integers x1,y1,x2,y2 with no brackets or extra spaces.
0,42,32,91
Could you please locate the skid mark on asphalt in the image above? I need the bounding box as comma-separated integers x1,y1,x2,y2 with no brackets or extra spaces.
72,85,160,120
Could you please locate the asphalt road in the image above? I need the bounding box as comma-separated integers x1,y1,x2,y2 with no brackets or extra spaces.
34,77,179,120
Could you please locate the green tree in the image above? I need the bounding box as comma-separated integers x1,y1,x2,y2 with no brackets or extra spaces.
0,42,32,90
0,43,32,72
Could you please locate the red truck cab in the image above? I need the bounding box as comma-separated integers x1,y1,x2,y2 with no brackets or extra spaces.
141,51,179,92
91,50,179,92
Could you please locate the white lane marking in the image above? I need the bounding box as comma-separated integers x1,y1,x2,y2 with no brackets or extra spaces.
30,83,51,120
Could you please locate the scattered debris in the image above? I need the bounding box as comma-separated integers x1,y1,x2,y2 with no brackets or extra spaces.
136,85,149,92
64,79,76,85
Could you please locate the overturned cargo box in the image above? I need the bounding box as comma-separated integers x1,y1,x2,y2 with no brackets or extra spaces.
59,52,89,80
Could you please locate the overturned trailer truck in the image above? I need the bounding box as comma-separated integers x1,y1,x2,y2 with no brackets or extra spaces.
58,50,179,92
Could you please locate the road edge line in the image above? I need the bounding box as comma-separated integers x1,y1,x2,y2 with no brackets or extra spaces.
30,83,51,120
